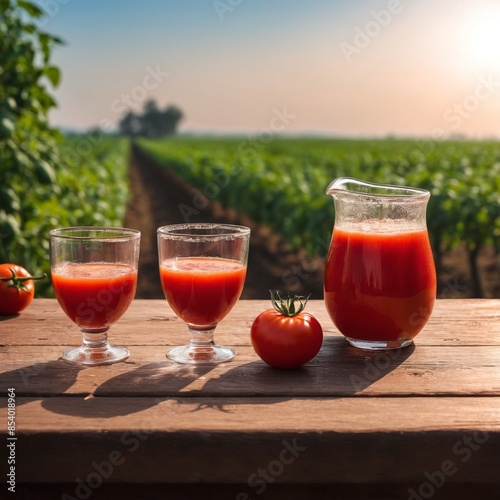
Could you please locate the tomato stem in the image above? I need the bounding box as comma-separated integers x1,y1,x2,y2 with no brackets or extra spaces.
269,290,311,317
0,268,47,294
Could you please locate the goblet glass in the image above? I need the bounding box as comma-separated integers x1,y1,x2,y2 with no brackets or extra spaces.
157,223,250,365
50,227,140,365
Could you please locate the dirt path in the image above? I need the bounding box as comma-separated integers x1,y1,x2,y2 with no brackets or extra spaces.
123,144,324,299
124,144,499,300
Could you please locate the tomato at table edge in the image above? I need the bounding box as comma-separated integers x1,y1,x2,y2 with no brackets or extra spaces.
0,263,46,316
250,293,323,369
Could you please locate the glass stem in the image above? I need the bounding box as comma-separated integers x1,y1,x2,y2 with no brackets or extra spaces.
187,325,216,351
81,328,110,350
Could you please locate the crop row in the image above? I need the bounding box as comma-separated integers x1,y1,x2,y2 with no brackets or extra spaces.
138,137,500,297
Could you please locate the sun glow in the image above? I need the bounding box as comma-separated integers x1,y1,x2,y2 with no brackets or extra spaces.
461,3,500,73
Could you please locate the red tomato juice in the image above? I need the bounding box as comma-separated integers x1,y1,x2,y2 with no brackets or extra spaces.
160,257,246,326
324,227,436,342
52,263,137,329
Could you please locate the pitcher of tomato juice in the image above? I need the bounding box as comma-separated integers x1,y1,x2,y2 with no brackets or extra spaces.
324,177,437,350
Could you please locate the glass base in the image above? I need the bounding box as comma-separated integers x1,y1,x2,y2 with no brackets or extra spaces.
62,345,130,366
167,344,235,365
346,337,414,350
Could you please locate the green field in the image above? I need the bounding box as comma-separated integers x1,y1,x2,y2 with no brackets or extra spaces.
138,137,500,280
4,134,499,297
1,135,130,296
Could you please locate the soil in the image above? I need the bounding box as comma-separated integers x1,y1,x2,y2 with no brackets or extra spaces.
124,144,499,300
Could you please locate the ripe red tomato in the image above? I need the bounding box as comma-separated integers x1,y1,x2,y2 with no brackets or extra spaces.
251,292,323,369
0,264,46,315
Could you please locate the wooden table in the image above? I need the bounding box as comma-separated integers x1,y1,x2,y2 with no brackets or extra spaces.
1,299,500,499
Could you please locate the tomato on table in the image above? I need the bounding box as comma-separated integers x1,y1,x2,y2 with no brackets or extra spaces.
251,291,323,369
0,263,46,315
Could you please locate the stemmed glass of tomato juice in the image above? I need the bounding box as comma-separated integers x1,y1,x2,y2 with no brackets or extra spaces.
324,178,437,350
50,227,140,365
157,223,250,365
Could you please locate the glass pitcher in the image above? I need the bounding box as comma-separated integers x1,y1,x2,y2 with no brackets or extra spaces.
324,178,437,350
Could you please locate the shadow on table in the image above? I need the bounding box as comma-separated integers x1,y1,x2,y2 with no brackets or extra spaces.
325,336,417,394
41,362,216,418
0,313,19,321
0,360,83,408
185,336,416,399
32,337,416,418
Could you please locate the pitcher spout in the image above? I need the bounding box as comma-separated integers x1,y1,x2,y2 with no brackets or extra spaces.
325,177,352,197
326,177,429,199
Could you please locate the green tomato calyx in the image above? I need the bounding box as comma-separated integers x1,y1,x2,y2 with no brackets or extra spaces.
0,268,47,294
270,290,311,317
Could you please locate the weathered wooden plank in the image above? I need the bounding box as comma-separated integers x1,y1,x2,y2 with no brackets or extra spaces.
5,397,500,484
2,344,500,397
13,396,500,432
1,299,499,495
0,299,499,346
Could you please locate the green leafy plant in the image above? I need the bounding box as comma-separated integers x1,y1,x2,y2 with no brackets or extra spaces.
0,0,63,290
138,137,500,297
0,1,131,296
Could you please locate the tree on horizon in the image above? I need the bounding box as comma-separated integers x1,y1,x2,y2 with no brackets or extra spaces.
118,99,183,138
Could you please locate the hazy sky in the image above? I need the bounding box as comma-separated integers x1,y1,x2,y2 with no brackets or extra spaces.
40,0,500,137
